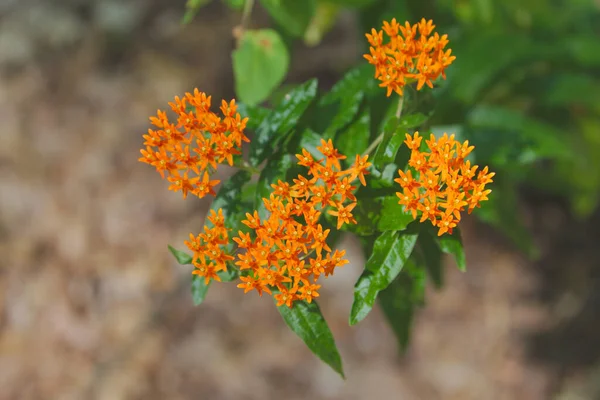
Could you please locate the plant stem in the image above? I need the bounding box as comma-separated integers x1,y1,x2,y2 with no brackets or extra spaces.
234,159,261,175
362,97,405,156
235,0,254,47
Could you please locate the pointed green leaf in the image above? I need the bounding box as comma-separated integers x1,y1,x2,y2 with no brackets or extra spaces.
320,64,374,139
336,111,370,163
191,275,211,305
418,231,444,288
249,79,318,166
236,102,271,131
378,258,426,351
259,0,317,37
350,229,419,325
233,29,289,107
255,152,294,220
376,196,414,231
168,245,193,265
372,118,402,169
277,299,344,378
398,112,429,130
182,0,211,24
222,0,245,10
210,170,253,234
436,229,466,272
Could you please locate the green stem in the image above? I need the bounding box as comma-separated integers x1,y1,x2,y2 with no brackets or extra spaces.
235,0,254,46
234,159,261,175
362,97,404,156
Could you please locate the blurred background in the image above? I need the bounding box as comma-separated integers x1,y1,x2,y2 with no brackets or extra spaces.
1,0,599,399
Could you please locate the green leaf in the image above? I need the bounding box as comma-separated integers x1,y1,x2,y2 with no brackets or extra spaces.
467,105,572,162
378,259,426,351
233,29,290,107
249,79,318,166
376,196,414,231
259,0,317,37
330,196,381,236
236,102,271,131
336,111,370,162
168,245,193,265
304,2,341,46
349,229,419,325
191,275,211,305
255,152,294,219
210,170,253,234
436,228,466,272
448,33,540,103
372,117,404,169
277,299,344,378
325,0,376,7
418,231,444,288
477,180,539,259
182,0,211,24
320,64,375,139
398,112,429,130
222,0,245,10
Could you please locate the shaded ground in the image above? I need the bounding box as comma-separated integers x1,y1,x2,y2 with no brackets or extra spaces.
1,1,598,399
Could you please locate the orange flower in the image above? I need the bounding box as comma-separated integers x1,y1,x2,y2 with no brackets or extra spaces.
395,132,494,236
139,89,248,199
364,18,455,97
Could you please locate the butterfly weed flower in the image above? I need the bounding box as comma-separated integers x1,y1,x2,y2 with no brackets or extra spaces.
139,89,249,199
206,139,371,307
364,18,455,97
395,132,495,236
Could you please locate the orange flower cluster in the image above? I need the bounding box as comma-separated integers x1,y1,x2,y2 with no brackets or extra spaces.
139,89,249,199
232,140,372,307
395,132,494,236
184,209,234,284
364,18,455,96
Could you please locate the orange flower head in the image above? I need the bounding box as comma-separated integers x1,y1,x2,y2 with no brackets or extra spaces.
395,132,494,236
139,89,248,199
364,18,455,97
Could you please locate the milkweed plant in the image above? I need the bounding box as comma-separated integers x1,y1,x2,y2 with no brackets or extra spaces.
139,2,494,377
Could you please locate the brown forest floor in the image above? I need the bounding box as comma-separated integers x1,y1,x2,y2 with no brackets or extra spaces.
1,1,599,399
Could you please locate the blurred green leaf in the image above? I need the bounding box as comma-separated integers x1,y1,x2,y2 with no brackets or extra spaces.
182,0,211,24
449,33,539,103
326,0,377,7
259,0,317,37
222,0,245,10
378,258,426,351
377,196,414,231
277,299,345,378
350,229,419,325
544,73,600,109
418,231,444,288
436,228,466,272
477,181,539,258
564,35,600,68
468,105,572,161
304,1,341,46
255,152,294,220
249,79,318,166
233,29,290,107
